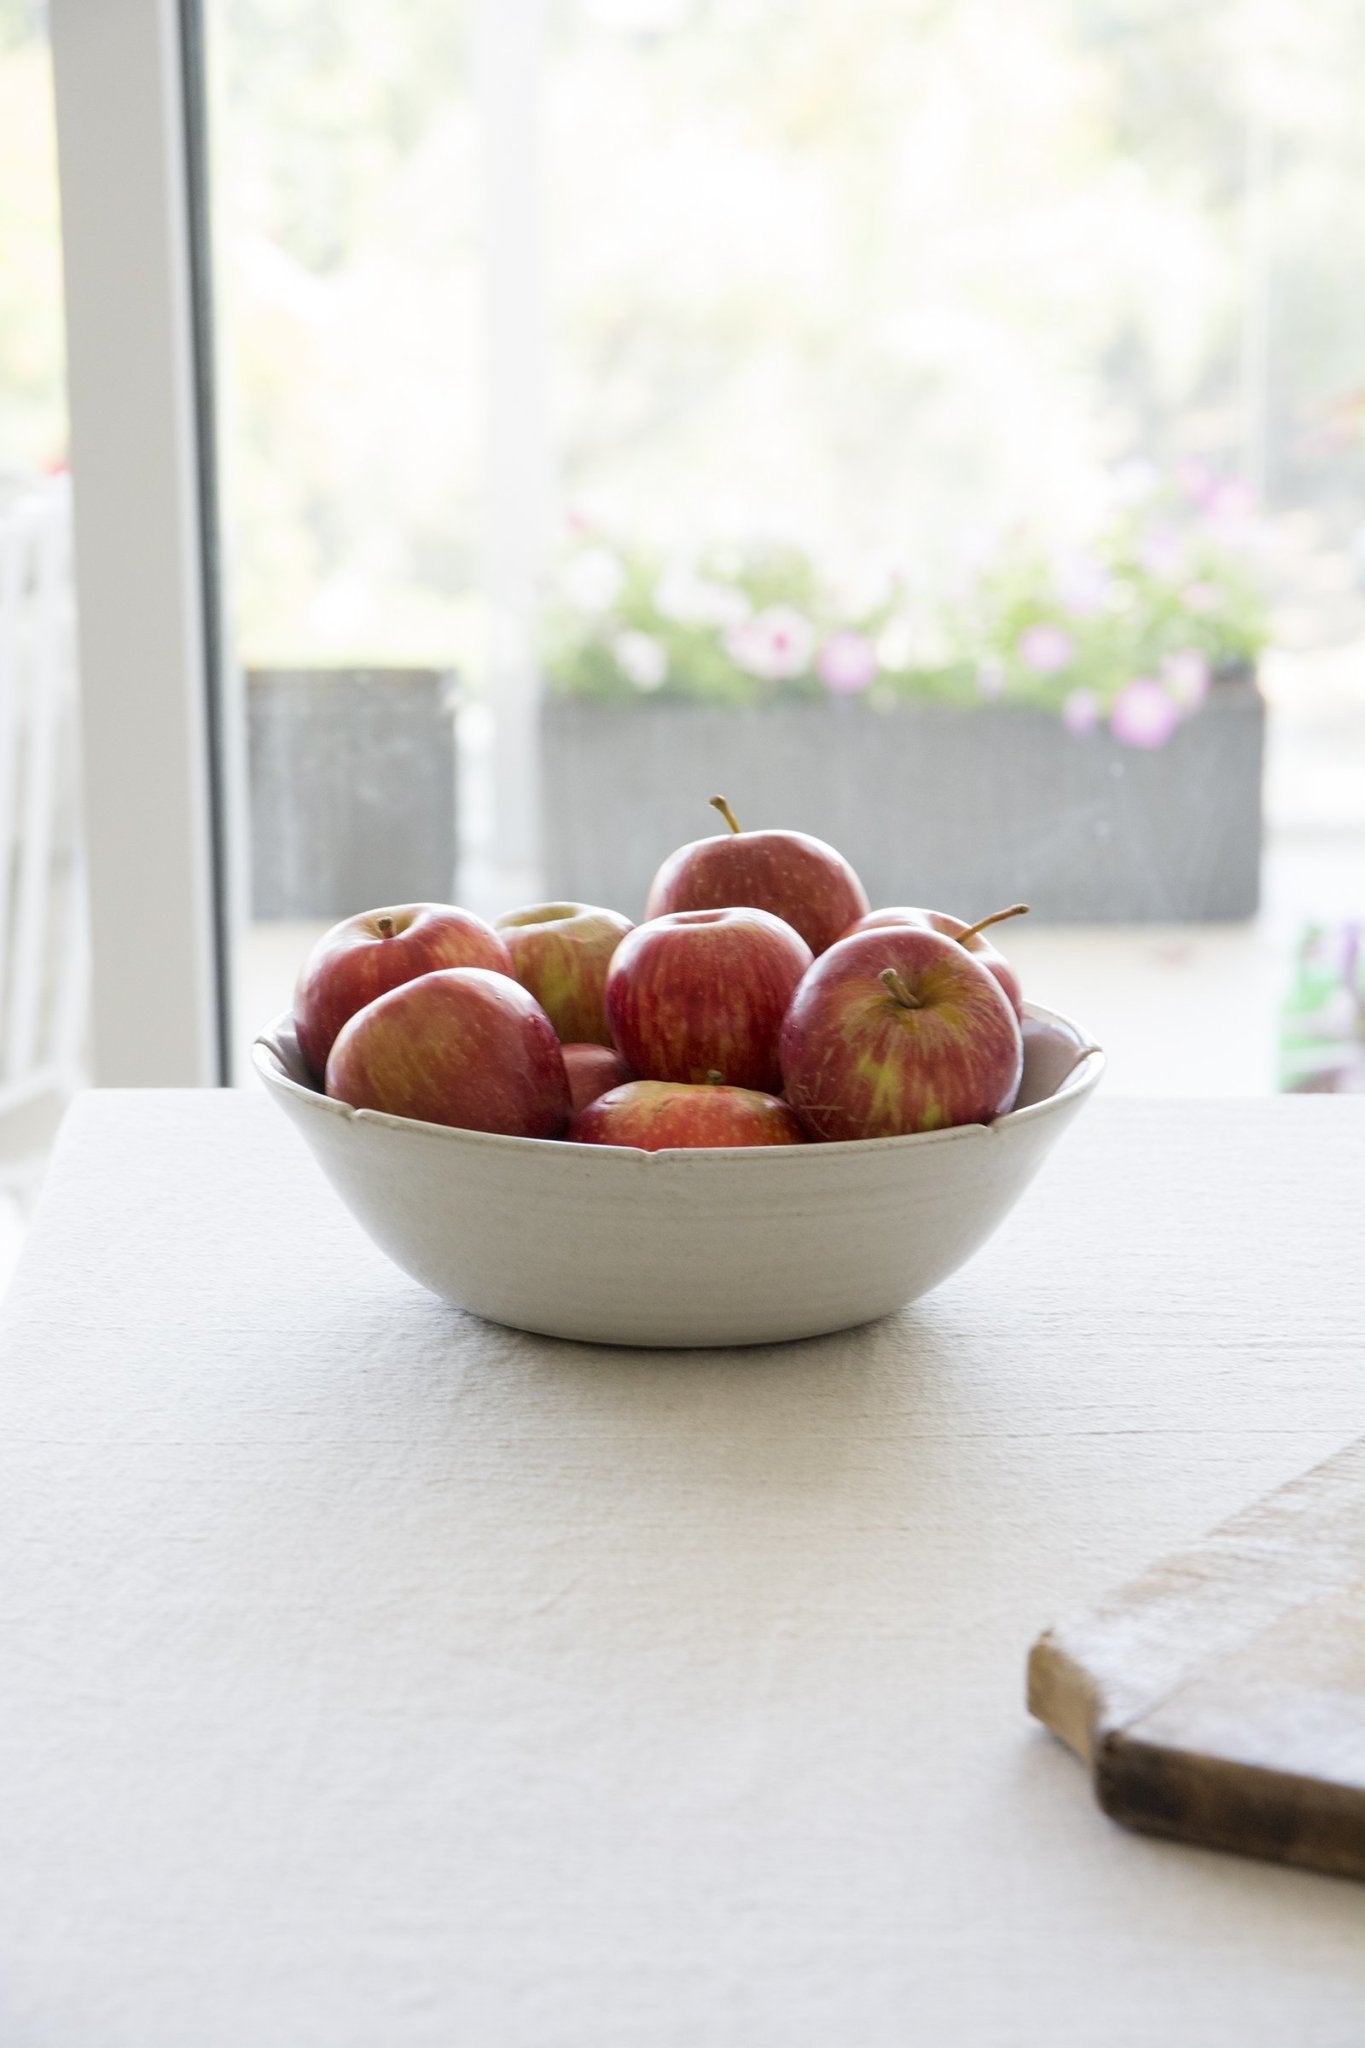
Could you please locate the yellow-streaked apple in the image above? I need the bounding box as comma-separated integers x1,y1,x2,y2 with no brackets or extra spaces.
493,901,633,1045
324,967,571,1137
845,904,1028,1017
780,925,1023,1141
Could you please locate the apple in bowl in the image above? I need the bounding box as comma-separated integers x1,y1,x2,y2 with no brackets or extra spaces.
646,796,869,956
561,1042,636,1116
780,924,1024,1141
605,905,812,1095
570,1078,806,1150
294,903,513,1080
324,967,571,1138
494,901,633,1045
845,904,1028,1018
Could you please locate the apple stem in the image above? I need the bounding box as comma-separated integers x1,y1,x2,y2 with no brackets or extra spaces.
879,966,923,1009
376,914,396,938
709,794,742,835
955,903,1030,948
704,1069,727,1086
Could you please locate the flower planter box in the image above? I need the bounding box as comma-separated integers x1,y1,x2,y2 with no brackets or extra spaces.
540,670,1264,922
248,668,458,919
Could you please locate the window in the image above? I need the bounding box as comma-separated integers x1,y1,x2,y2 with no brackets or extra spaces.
10,0,1364,1103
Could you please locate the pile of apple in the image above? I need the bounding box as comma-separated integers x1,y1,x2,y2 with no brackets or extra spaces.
293,796,1032,1150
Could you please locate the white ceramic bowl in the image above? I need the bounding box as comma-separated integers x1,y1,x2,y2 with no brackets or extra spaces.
254,1007,1103,1348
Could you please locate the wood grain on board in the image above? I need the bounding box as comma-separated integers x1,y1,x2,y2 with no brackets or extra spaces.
1029,1436,1365,1880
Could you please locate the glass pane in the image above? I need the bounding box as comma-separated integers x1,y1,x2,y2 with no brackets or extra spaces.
216,0,1364,1100
209,0,483,1042
539,0,1365,1095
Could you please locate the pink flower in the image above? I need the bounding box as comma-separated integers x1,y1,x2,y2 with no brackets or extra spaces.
1110,677,1181,749
724,605,815,682
1017,623,1074,675
817,629,877,695
1177,458,1218,507
1181,580,1218,614
1161,649,1210,712
1062,688,1101,735
1179,464,1255,534
1205,478,1254,529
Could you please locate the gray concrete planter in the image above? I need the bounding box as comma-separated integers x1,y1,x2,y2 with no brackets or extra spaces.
249,668,458,919
541,672,1264,922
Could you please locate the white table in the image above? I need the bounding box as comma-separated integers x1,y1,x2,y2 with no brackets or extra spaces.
1,1091,1363,2046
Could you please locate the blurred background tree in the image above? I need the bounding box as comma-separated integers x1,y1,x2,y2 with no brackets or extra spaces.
4,0,1365,659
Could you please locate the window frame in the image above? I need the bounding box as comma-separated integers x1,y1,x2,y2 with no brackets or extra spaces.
50,0,240,1085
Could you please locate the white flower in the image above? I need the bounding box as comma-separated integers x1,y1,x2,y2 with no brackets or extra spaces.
876,612,954,670
875,613,916,671
827,553,898,619
1051,550,1111,619
905,619,954,669
724,605,815,681
613,630,667,692
654,559,751,629
1161,649,1210,711
561,546,626,616
1111,458,1158,505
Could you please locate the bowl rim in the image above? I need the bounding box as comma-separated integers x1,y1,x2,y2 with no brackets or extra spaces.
252,1003,1104,1165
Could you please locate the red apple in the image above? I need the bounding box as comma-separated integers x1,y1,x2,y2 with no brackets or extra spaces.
493,901,633,1045
295,902,513,1080
569,1078,806,1150
605,906,813,1094
846,904,1028,1017
561,1042,636,1117
324,967,571,1137
780,925,1023,1141
645,795,870,955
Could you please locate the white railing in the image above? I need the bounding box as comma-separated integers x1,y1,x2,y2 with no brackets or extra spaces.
0,474,88,1183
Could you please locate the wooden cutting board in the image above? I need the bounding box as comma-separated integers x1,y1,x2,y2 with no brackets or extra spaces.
1028,1435,1365,1881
